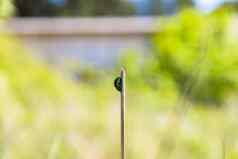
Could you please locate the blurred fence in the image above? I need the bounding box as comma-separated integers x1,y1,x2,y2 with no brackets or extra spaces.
4,17,159,68
3,16,238,69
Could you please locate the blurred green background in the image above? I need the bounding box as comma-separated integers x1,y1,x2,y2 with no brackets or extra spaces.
0,0,238,159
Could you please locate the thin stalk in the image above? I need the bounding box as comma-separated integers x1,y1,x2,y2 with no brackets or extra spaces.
120,68,126,159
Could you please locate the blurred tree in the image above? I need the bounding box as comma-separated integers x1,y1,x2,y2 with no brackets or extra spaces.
62,0,135,16
218,1,238,12
120,9,238,106
151,0,193,15
14,0,68,16
178,0,193,8
0,0,14,17
14,0,136,16
152,9,238,105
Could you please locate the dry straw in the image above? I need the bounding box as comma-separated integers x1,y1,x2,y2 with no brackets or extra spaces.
114,68,126,159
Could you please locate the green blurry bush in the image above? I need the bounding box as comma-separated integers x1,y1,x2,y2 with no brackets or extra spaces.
1,2,238,157
0,0,14,17
0,35,73,107
121,9,238,106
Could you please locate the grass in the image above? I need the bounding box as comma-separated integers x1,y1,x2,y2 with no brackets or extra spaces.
0,18,238,159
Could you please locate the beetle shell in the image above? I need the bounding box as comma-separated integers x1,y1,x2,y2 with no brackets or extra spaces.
114,77,122,92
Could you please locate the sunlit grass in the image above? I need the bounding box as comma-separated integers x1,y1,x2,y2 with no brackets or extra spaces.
0,10,238,159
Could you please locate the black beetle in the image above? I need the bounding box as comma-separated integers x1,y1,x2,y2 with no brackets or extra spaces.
114,77,122,92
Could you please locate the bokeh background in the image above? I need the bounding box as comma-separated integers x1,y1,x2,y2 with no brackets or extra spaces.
0,0,238,158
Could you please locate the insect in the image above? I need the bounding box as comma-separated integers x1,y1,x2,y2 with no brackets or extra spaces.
114,68,126,159
114,77,122,92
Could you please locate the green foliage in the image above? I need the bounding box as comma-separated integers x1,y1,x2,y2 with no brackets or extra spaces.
151,0,194,15
118,9,238,106
1,7,238,159
14,0,135,17
0,35,73,107
0,0,14,17
151,9,238,105
62,0,135,16
178,0,193,8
